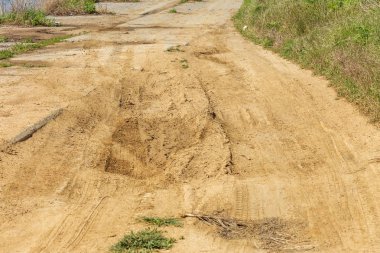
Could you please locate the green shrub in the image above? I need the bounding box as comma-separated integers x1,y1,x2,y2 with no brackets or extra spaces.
84,0,96,14
111,228,176,253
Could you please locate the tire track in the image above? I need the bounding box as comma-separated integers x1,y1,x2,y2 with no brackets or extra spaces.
234,182,249,221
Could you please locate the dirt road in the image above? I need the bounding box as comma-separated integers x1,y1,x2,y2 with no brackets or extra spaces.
1,0,379,252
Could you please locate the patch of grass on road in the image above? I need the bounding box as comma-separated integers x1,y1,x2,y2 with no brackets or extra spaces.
141,217,183,227
0,36,8,43
234,0,380,123
0,35,71,60
0,61,12,68
111,228,176,253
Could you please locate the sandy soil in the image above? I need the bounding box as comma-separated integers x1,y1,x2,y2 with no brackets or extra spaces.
0,0,379,252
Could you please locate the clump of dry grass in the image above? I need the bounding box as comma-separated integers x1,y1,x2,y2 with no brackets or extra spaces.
183,213,314,251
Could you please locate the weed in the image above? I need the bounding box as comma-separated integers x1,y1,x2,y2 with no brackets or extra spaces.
169,8,177,13
111,228,176,253
180,59,189,69
166,45,184,52
141,217,183,227
0,50,14,60
0,36,7,43
0,61,12,67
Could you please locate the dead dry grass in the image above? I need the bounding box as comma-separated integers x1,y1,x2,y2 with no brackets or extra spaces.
183,213,315,251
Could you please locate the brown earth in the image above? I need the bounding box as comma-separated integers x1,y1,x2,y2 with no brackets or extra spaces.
0,0,379,252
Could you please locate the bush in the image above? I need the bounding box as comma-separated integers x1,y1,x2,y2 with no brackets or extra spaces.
234,0,380,122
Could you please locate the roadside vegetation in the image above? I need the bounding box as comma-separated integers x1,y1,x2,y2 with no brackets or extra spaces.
44,0,97,15
0,35,70,60
234,0,380,122
0,9,54,26
0,0,101,20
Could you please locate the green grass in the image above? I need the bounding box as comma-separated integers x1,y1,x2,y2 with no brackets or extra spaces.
141,217,183,227
234,0,380,122
111,228,176,253
169,8,177,13
0,9,54,26
0,61,12,68
0,35,71,60
0,36,8,43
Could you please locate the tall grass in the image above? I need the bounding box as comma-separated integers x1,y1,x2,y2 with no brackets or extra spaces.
0,0,54,26
234,0,380,122
44,0,97,15
0,0,98,17
0,9,54,26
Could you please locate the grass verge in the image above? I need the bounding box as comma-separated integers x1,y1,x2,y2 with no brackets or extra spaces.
0,35,71,60
234,0,380,123
141,217,183,227
111,228,176,253
44,0,97,15
0,9,54,26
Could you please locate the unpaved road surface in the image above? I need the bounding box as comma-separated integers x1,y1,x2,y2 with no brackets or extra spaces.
1,0,380,252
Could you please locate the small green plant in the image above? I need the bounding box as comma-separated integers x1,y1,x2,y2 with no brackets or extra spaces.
0,50,14,60
180,59,189,69
166,45,184,52
84,0,97,14
0,62,12,68
0,36,8,43
141,217,183,227
111,228,176,253
169,8,177,13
